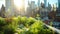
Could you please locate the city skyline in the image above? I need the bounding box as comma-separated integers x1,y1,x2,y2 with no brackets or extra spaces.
0,0,58,9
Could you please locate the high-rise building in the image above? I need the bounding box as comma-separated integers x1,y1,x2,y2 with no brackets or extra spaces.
5,0,25,16
48,2,51,11
5,0,15,17
27,1,36,17
5,0,14,11
31,1,36,9
56,0,60,16
38,0,40,7
58,0,60,9
20,0,25,16
44,0,47,7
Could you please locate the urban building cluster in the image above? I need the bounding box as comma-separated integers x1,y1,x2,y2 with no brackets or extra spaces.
0,0,60,29
0,0,59,17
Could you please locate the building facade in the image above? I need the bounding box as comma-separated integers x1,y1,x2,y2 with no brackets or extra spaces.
5,0,15,17
58,0,60,9
44,0,47,7
38,0,40,7
5,0,25,17
27,1,37,17
56,0,60,17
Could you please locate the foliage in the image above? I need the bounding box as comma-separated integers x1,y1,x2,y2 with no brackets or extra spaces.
0,17,6,26
0,17,19,34
26,17,36,26
29,20,43,34
0,17,6,31
0,16,55,34
27,20,53,34
20,16,27,25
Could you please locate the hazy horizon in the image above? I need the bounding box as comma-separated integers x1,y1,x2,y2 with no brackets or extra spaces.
0,0,58,9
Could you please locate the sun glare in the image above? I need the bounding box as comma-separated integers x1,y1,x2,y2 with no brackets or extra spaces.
14,0,23,8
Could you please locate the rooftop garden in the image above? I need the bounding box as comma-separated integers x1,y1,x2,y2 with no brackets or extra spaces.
0,16,56,34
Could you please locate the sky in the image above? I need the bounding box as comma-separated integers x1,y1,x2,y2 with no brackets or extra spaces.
0,0,58,9
27,0,58,6
0,0,5,8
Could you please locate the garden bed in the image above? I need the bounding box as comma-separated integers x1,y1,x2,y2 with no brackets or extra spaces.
0,16,56,34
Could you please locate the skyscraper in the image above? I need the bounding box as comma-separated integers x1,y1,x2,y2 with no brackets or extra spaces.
44,0,47,7
31,1,36,9
38,0,40,7
58,0,60,9
20,0,25,16
5,0,14,11
27,1,36,17
56,0,60,16
48,2,51,11
5,0,15,17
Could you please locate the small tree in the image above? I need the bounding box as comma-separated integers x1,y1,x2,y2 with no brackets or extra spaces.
0,4,5,18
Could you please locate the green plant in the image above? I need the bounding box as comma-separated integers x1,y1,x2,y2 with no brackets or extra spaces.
0,17,6,26
20,16,27,25
0,17,6,31
0,31,4,34
0,16,55,34
26,17,36,26
27,20,53,34
29,20,43,34
4,28,15,34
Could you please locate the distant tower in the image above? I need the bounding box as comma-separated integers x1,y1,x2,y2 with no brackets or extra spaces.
44,0,47,7
48,2,51,11
58,0,60,9
27,1,36,17
31,1,36,9
5,0,14,11
20,0,25,16
38,0,40,7
31,1,36,17
28,0,30,6
21,0,25,10
5,0,14,16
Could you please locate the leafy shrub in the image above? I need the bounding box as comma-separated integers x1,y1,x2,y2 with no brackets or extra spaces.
17,16,21,24
4,28,15,34
0,31,4,34
26,17,36,26
27,20,53,34
0,16,55,34
0,17,19,34
0,17,6,26
29,20,43,34
20,17,27,25
5,18,12,25
0,17,6,31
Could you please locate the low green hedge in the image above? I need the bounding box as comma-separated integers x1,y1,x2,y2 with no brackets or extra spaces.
25,20,53,34
0,16,55,34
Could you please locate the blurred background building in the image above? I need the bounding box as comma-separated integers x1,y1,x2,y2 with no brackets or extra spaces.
5,0,15,17
44,0,47,8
